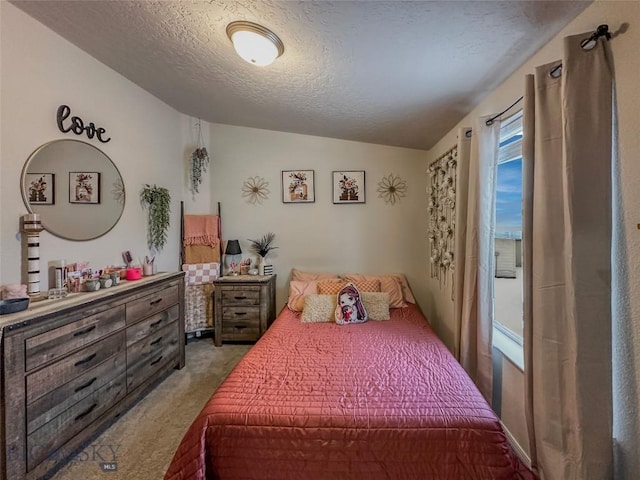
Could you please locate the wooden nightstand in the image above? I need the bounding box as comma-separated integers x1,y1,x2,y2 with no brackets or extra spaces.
213,275,276,346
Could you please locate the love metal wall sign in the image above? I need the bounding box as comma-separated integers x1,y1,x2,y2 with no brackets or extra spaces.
56,105,111,143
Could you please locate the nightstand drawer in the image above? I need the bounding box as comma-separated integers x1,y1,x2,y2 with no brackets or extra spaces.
222,320,260,337
221,287,260,306
222,305,260,322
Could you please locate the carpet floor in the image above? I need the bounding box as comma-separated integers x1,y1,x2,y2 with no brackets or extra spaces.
49,339,251,480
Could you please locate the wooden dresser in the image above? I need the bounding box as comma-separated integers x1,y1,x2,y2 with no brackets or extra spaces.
213,275,276,346
0,272,184,480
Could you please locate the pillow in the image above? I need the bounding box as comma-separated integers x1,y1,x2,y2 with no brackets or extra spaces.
335,283,368,325
390,273,416,304
300,294,335,323
287,280,319,312
301,293,390,322
317,280,381,296
361,292,390,320
343,274,407,308
291,268,341,282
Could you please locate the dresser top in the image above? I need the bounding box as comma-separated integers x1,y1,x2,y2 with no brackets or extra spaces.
0,271,183,335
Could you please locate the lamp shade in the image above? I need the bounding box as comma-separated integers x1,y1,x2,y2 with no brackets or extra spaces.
225,240,242,256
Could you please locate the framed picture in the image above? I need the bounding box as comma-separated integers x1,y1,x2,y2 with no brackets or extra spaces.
282,170,315,203
333,171,365,204
69,172,100,204
26,173,55,205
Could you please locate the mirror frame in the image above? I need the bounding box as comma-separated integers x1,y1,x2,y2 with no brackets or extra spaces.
20,139,125,241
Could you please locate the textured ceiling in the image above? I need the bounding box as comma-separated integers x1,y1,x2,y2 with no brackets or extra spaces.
11,0,590,150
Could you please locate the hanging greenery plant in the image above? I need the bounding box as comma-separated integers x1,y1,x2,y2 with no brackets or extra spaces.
140,184,171,252
189,118,210,194
190,147,210,194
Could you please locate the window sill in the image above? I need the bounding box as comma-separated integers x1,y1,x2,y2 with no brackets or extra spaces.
493,326,524,371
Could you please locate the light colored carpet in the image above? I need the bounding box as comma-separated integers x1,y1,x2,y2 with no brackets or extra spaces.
49,339,251,480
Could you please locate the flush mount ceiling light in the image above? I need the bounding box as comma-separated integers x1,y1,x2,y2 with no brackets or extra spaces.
226,21,284,67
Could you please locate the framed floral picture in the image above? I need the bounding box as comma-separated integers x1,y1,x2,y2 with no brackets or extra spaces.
333,171,365,204
282,170,315,203
69,172,100,204
26,173,55,205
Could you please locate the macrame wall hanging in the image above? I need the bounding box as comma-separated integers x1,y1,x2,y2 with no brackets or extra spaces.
427,144,457,295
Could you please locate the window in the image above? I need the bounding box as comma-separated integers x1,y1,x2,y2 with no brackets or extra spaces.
493,111,524,368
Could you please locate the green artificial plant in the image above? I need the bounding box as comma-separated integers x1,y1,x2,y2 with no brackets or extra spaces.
248,232,278,258
190,147,210,194
140,184,171,251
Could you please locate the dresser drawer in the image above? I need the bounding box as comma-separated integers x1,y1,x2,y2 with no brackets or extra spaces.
27,351,126,435
126,285,179,324
27,373,126,471
26,331,125,405
25,305,125,372
126,304,179,347
220,287,260,306
127,322,179,392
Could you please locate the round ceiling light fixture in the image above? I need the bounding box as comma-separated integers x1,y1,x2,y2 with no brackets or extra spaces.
226,21,284,67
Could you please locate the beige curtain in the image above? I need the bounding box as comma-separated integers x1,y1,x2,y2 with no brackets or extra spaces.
523,33,614,479
452,127,471,359
457,119,501,402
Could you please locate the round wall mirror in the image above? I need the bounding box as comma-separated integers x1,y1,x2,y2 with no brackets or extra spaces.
21,139,125,241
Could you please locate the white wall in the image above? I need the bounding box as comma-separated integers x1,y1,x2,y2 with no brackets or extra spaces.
0,2,187,288
424,1,640,476
207,123,427,309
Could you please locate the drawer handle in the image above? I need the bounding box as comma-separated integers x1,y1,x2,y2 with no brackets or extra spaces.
234,296,247,300
234,324,247,330
74,353,97,367
74,376,98,393
150,336,163,346
73,325,97,337
149,319,163,328
74,402,98,421
150,355,163,366
234,312,247,316
149,298,163,306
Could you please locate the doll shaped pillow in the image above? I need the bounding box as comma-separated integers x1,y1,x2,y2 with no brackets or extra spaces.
335,282,368,325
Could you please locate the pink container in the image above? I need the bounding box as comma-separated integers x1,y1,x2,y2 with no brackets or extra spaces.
126,267,142,281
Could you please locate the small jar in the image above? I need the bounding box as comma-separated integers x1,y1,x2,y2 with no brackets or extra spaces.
109,272,120,285
99,275,113,289
84,279,100,292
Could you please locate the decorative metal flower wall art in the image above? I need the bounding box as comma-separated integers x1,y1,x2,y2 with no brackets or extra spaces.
241,176,270,205
377,173,407,205
428,144,457,294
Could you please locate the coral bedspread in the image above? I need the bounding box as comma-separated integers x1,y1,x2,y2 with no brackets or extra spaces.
165,305,533,480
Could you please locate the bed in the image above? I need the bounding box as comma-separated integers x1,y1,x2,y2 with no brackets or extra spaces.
165,293,534,479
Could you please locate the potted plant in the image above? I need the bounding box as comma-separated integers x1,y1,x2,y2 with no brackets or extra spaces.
248,232,278,274
140,184,171,252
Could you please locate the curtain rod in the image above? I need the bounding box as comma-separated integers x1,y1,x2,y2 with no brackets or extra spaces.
485,24,612,127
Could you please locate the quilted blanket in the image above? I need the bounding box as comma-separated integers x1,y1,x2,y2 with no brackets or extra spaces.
165,305,534,479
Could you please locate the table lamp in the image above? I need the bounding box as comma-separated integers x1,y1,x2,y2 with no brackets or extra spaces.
224,240,242,275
